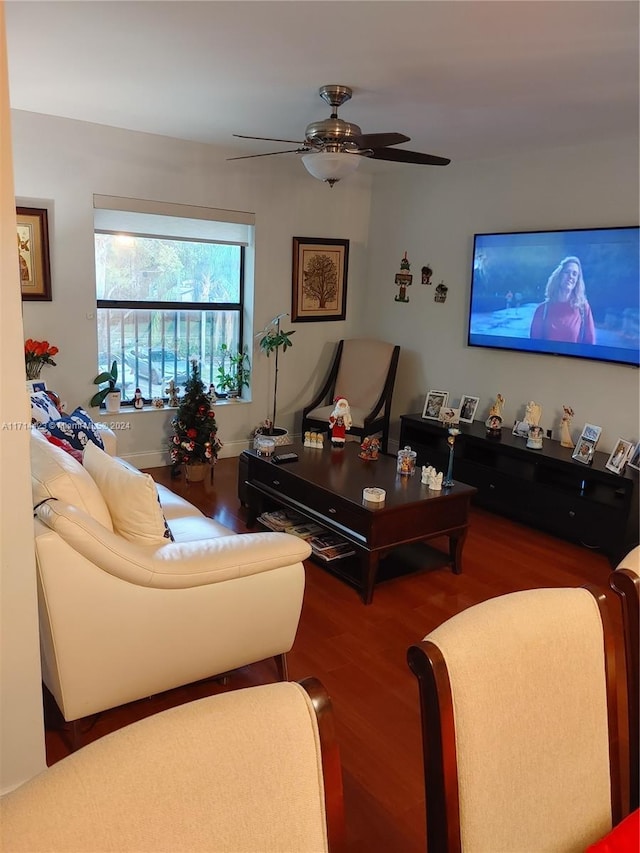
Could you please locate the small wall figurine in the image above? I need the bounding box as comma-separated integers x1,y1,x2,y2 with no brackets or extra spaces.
133,388,144,410
560,406,575,448
394,252,413,303
329,397,352,448
421,265,433,285
434,281,448,303
166,380,180,408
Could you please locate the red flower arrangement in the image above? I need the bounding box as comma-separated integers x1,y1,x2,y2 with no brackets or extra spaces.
25,339,58,380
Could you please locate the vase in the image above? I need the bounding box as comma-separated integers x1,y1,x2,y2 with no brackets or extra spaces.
25,363,43,380
185,462,208,483
105,390,121,413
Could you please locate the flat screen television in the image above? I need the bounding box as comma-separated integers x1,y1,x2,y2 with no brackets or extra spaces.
467,226,639,367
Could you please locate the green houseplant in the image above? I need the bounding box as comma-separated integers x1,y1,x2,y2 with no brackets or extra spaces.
216,343,251,398
90,360,120,412
256,312,295,435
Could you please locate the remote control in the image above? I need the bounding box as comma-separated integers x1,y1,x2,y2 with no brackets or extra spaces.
272,453,299,464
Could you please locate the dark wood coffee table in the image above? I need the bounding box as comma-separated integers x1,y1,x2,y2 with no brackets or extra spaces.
240,442,476,604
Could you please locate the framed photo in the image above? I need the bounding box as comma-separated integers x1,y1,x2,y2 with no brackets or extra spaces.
422,390,449,420
17,207,52,301
628,442,640,471
26,380,47,393
572,437,596,465
459,395,480,423
580,423,602,445
439,407,460,426
291,236,349,322
605,438,634,474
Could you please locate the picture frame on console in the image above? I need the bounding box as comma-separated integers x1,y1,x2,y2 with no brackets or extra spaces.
628,442,640,472
605,438,634,475
291,236,349,322
572,437,596,465
439,407,460,426
459,395,480,423
422,390,448,420
580,423,602,445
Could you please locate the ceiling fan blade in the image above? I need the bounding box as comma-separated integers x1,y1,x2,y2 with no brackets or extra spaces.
227,148,307,161
355,132,410,148
369,147,451,166
233,134,305,145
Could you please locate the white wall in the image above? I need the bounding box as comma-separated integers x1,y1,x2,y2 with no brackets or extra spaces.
0,5,47,792
12,110,373,463
365,137,639,453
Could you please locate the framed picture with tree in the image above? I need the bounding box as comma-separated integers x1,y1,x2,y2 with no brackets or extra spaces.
291,236,349,322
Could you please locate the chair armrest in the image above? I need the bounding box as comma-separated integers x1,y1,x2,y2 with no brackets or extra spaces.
36,500,311,589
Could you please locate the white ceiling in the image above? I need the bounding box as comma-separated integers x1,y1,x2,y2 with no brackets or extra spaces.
5,0,639,169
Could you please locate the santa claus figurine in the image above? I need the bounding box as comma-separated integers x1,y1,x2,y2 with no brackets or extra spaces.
329,397,352,448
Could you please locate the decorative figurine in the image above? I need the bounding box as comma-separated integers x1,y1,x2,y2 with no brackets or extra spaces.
394,251,413,303
527,425,544,450
166,380,180,408
152,397,165,409
421,265,433,285
329,397,352,448
486,394,505,438
430,471,443,491
560,406,575,448
359,436,381,461
304,430,312,447
421,465,434,485
514,401,542,439
524,402,544,449
133,388,144,410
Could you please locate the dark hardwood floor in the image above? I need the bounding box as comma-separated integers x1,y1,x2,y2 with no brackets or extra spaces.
44,455,617,852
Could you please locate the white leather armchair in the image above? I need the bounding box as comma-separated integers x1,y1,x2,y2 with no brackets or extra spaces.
30,429,311,728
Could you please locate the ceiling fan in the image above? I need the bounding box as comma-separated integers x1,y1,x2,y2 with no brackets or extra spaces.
228,84,451,187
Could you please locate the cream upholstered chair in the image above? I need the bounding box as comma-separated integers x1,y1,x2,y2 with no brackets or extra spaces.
407,587,625,853
610,546,639,812
302,339,400,453
1,678,345,853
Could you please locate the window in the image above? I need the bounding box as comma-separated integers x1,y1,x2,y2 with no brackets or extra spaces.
93,197,254,404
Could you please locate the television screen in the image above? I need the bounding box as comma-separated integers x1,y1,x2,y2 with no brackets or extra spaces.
467,226,639,367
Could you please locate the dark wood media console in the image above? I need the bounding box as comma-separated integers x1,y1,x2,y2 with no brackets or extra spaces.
399,413,639,565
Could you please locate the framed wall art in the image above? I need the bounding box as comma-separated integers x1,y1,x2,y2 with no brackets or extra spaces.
459,395,480,423
422,390,449,420
291,236,349,322
17,207,52,301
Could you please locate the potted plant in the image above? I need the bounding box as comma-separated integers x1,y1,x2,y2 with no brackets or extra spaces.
169,360,222,481
256,312,295,438
215,343,251,399
90,360,121,413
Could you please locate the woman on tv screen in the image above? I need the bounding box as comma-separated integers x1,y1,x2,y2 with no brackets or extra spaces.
529,256,596,344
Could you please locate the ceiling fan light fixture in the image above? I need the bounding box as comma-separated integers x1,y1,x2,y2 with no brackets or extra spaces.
301,151,360,188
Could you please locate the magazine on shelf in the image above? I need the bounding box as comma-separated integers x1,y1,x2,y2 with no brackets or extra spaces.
308,531,351,552
259,509,306,531
312,542,356,562
287,522,325,539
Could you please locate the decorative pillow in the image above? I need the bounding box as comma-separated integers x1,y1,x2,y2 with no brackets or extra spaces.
40,407,105,452
44,434,84,464
30,429,113,530
83,441,174,545
30,390,62,425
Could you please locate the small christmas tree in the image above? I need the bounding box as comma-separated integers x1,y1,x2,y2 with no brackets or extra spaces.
169,360,221,468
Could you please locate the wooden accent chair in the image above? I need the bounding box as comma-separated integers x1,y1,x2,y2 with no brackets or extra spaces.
407,587,626,853
1,678,345,853
302,339,400,453
610,546,640,813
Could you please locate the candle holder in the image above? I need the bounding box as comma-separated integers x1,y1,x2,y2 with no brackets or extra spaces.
443,428,460,487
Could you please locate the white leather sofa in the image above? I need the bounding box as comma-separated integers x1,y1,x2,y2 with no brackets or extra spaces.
30,427,311,725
